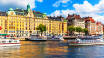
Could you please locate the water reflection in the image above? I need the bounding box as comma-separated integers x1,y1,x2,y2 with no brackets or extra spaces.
67,46,104,58
0,46,20,58
0,41,104,58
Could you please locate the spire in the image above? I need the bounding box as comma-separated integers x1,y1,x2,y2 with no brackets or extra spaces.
27,4,31,12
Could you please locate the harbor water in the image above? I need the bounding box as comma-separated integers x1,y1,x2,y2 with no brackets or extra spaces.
0,41,104,58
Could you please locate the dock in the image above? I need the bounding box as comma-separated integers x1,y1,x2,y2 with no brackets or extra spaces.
17,37,30,41
64,36,77,39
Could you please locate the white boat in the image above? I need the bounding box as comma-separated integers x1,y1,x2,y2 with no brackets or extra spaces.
27,34,47,41
68,35,104,46
27,34,64,41
47,35,64,41
0,39,21,46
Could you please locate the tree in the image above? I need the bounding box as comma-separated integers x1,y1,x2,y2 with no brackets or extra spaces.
75,27,82,35
83,28,88,35
68,26,75,35
37,24,46,36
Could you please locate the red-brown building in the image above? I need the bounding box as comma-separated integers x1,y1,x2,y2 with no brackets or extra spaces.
96,22,103,35
84,17,103,35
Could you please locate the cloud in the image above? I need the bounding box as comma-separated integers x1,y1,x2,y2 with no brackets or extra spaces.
50,0,104,24
0,0,44,11
0,0,35,9
50,9,75,17
53,0,71,7
73,0,104,23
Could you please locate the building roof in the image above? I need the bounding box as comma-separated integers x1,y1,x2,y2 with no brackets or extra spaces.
66,14,81,20
14,8,28,16
84,17,95,23
48,16,64,21
0,11,7,16
96,22,102,25
33,11,47,18
9,8,14,11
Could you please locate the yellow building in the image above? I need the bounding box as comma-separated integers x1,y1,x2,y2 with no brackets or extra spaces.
0,4,67,37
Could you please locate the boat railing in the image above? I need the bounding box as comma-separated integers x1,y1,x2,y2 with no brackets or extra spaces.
68,39,104,43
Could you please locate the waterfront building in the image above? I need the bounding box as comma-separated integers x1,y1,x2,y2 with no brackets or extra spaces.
0,4,67,37
66,14,85,35
96,22,103,35
84,17,96,35
48,16,67,35
6,4,34,37
84,17,103,35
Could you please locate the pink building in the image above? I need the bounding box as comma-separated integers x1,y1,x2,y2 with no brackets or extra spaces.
96,22,103,35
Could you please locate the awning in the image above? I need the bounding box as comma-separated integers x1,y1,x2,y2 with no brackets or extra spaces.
0,34,9,36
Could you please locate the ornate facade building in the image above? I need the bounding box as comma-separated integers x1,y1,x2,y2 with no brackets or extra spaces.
0,4,67,37
66,14,85,35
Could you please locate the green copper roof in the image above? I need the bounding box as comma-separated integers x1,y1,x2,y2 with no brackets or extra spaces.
9,8,14,11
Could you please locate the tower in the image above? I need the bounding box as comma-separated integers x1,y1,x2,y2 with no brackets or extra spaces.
27,4,31,12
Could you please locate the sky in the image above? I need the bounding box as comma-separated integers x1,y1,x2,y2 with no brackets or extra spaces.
0,0,104,23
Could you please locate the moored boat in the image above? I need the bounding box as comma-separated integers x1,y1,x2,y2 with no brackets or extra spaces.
0,39,21,46
26,34,47,41
27,34,64,41
68,35,104,46
47,35,64,41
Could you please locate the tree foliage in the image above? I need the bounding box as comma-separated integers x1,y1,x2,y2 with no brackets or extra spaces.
83,28,88,35
37,24,46,36
75,27,83,35
75,27,82,32
68,26,75,35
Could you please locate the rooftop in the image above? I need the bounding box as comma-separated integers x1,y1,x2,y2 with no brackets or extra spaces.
48,16,64,21
66,14,81,20
84,17,95,23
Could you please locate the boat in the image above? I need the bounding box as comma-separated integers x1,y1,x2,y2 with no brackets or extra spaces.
26,34,64,41
0,39,21,46
68,35,104,46
47,35,64,41
26,34,47,41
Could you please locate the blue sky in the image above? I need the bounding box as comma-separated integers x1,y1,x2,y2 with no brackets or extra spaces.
0,0,104,23
34,0,99,14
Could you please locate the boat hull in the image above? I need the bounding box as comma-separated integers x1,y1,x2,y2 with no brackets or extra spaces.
69,42,104,46
0,43,21,47
26,38,47,41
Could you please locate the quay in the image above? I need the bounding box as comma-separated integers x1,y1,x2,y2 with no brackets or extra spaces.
14,35,104,41
18,36,78,41
64,36,78,39
17,37,30,41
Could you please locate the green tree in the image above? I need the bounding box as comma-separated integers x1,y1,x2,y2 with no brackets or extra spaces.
83,28,88,35
68,26,75,35
75,27,82,35
37,24,46,36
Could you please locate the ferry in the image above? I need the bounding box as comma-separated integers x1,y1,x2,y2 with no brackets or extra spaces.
26,34,47,41
68,35,104,46
0,39,21,46
47,35,64,41
26,34,64,41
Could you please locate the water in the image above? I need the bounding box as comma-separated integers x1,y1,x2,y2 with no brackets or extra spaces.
0,41,104,58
